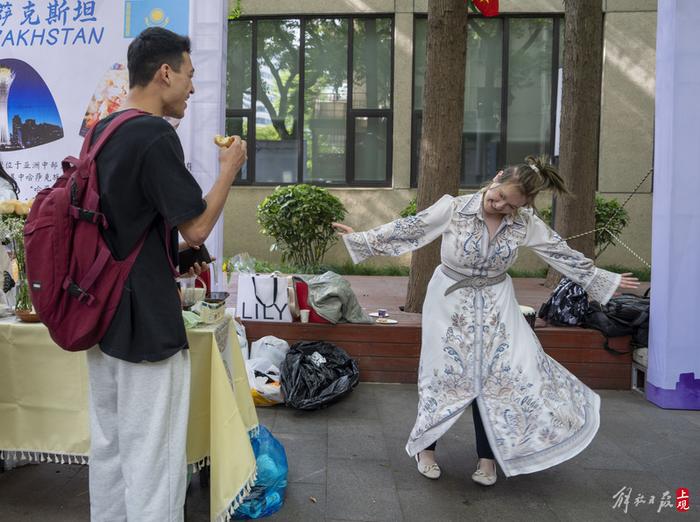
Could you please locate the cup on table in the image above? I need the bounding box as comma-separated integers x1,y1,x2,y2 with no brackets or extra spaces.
300,309,310,323
377,308,388,318
178,275,206,308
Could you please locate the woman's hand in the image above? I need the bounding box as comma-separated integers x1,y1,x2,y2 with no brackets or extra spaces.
617,272,640,291
332,222,355,235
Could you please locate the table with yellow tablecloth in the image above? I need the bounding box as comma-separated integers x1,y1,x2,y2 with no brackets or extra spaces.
0,315,258,522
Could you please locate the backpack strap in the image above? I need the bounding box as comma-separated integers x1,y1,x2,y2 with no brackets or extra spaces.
85,109,148,163
69,110,149,217
603,339,635,356
163,221,180,279
62,230,149,306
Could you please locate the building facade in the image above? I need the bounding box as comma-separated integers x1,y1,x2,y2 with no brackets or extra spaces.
223,0,656,271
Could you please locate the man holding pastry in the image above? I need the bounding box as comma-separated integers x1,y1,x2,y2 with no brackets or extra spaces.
85,27,246,521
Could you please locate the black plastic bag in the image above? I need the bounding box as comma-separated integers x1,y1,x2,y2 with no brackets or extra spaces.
538,277,589,326
280,341,359,410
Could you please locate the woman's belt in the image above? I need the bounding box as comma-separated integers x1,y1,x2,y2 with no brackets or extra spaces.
440,265,508,295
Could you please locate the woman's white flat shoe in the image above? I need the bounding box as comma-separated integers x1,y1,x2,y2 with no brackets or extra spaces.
471,463,497,486
415,454,441,479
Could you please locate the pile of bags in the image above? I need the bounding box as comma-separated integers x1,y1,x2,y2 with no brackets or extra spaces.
245,336,287,407
237,326,360,410
538,277,650,352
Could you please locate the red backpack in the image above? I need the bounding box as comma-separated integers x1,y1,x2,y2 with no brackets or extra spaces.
24,110,149,351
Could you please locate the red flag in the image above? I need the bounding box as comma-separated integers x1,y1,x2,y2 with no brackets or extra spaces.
472,0,499,17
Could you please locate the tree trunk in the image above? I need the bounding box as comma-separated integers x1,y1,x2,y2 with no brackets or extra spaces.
545,0,603,288
404,0,467,312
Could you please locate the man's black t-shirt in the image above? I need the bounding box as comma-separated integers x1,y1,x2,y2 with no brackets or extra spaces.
93,112,206,363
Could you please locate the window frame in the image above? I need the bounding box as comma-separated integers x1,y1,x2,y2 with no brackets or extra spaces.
226,14,395,187
410,13,563,189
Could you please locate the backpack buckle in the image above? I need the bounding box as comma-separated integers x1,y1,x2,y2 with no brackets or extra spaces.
69,206,108,228
65,280,95,305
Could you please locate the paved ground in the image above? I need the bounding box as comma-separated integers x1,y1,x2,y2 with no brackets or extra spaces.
1,383,697,521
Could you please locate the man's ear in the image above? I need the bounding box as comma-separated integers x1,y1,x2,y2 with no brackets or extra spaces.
157,63,171,86
493,170,504,182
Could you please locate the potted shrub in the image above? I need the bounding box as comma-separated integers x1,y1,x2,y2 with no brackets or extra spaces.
257,184,347,273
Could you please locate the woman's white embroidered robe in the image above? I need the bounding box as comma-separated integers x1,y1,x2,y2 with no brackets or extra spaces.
342,193,621,476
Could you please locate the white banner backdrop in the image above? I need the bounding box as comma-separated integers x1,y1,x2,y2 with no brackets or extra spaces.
177,0,227,290
0,0,226,284
648,0,700,410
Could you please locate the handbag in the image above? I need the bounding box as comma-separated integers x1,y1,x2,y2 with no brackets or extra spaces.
537,277,589,327
236,273,293,322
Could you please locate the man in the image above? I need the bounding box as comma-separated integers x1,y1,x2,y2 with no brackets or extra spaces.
86,27,246,521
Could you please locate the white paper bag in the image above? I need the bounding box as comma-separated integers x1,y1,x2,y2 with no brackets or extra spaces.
236,273,293,322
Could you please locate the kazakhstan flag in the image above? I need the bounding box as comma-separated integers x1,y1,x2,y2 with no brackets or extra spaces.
124,0,190,38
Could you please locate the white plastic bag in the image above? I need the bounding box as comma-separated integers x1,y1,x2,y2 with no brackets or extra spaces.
245,358,284,406
250,336,289,368
233,317,249,360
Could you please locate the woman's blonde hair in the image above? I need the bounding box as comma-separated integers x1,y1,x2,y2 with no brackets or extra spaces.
494,155,569,211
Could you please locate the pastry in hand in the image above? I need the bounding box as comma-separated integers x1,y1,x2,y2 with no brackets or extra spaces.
214,134,235,148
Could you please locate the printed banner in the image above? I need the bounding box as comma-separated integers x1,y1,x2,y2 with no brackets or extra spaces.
0,0,194,198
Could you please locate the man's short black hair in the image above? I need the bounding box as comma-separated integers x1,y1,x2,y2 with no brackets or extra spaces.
127,27,191,89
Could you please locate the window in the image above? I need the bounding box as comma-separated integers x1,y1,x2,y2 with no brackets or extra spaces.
226,16,394,186
412,15,561,188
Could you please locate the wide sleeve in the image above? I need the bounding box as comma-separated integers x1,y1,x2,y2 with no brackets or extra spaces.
342,194,455,264
522,213,621,304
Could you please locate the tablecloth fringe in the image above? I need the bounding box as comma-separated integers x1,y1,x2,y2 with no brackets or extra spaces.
188,455,211,473
216,467,258,522
0,450,88,465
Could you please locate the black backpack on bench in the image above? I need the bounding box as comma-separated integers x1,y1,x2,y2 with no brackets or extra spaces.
583,290,650,354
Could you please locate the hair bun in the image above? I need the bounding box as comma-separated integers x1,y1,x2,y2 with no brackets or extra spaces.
524,155,544,176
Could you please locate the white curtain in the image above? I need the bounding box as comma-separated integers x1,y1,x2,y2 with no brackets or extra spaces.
648,0,700,409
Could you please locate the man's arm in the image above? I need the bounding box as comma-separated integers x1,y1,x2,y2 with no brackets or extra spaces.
178,136,247,246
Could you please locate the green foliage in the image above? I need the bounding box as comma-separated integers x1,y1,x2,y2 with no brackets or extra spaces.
256,184,347,272
506,267,548,279
400,198,417,218
228,0,242,20
322,262,410,276
253,259,611,279
539,196,630,258
254,260,410,277
601,265,651,282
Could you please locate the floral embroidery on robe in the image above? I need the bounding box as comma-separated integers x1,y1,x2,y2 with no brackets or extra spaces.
342,192,621,476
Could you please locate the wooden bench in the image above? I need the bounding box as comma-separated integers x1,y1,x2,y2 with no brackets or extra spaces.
242,320,632,389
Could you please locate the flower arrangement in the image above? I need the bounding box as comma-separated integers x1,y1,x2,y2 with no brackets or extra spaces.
221,252,256,284
0,199,33,311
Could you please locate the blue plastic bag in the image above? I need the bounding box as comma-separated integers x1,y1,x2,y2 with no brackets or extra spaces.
233,425,288,519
